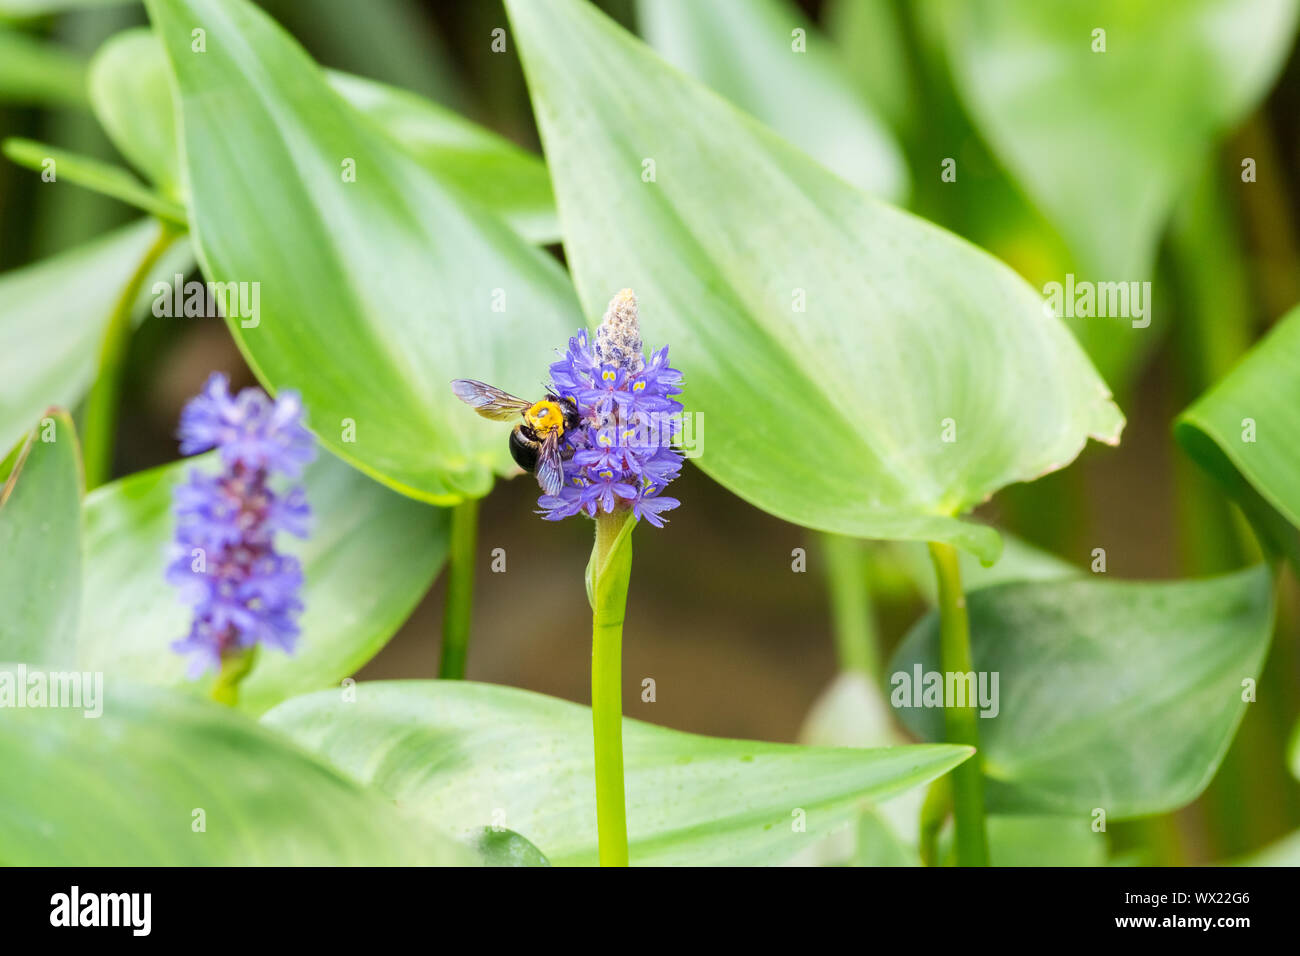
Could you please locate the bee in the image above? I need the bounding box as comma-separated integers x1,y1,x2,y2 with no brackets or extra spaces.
451,379,581,495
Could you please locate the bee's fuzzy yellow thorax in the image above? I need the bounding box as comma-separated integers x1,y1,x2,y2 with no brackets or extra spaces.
525,399,566,436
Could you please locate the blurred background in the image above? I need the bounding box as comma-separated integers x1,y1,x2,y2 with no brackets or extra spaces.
2,0,1298,865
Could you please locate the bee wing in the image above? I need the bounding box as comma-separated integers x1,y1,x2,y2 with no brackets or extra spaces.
535,431,565,496
450,379,532,421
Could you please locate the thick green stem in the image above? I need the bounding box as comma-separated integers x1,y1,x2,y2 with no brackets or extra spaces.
210,645,256,707
81,221,177,490
927,541,989,866
818,532,880,676
591,511,632,866
438,497,479,679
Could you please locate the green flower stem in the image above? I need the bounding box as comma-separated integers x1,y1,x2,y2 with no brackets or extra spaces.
81,220,179,490
818,532,879,676
438,497,480,679
210,646,256,707
927,541,989,866
591,510,633,866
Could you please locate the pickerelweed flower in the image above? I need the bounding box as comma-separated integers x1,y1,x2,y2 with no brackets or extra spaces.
540,288,684,527
168,372,315,678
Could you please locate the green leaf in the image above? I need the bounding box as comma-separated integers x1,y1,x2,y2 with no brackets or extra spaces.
263,680,973,866
3,137,187,223
86,26,559,242
326,72,559,245
890,568,1275,818
0,219,193,457
88,27,182,199
76,451,448,715
507,0,1122,561
0,682,473,865
0,27,87,107
1177,304,1300,568
637,0,908,202
0,411,81,667
145,0,580,504
940,0,1300,280
467,827,551,867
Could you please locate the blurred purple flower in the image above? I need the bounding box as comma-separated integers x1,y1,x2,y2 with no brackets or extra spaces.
169,373,315,678
539,289,684,528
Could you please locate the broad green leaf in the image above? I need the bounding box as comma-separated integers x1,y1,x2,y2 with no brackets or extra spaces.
3,137,187,223
0,219,193,456
0,27,87,106
87,27,559,242
77,451,448,715
1177,304,1300,568
890,568,1274,818
146,0,580,504
507,0,1122,562
263,680,973,867
88,27,182,199
0,411,81,666
637,0,908,202
940,0,1300,280
0,682,473,865
327,72,559,245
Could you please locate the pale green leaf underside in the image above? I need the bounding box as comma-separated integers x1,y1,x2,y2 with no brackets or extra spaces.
0,682,473,865
89,26,560,243
891,568,1274,818
941,0,1300,280
0,219,193,457
0,411,81,667
508,0,1122,561
263,680,973,867
146,0,580,504
77,450,449,715
1177,304,1300,567
89,27,184,199
637,0,908,202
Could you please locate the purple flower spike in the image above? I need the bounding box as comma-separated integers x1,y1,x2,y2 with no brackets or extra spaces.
169,373,316,678
539,289,684,526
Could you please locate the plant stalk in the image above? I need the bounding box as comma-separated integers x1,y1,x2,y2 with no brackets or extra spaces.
438,497,480,679
591,511,632,866
210,646,256,707
819,532,880,676
927,541,989,866
81,221,178,490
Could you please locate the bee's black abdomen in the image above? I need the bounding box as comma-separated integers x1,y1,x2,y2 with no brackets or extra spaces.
509,425,540,472
561,396,581,432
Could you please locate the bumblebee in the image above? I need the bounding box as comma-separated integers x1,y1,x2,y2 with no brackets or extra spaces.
451,379,581,495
